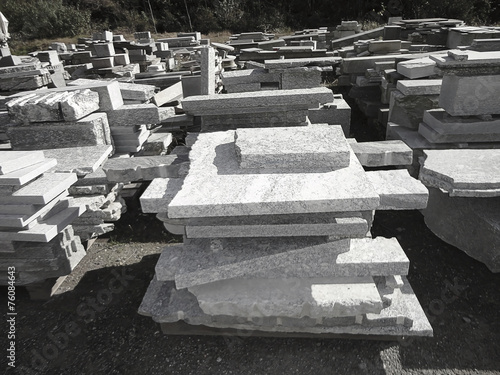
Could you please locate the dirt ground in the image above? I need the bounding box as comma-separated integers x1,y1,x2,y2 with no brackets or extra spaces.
2,203,500,375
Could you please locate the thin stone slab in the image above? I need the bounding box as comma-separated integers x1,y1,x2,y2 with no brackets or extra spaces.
181,88,334,115
0,151,45,175
185,215,368,239
1,162,61,188
396,79,442,96
103,155,189,182
419,149,500,197
0,173,77,205
152,82,183,107
168,130,380,218
234,125,350,171
0,203,85,242
43,145,112,176
348,140,412,167
418,121,500,143
140,275,432,337
189,276,383,319
365,170,429,210
155,237,409,288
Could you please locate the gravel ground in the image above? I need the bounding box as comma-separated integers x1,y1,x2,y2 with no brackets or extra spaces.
2,208,499,375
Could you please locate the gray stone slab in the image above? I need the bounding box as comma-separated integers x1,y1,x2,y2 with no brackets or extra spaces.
418,121,500,143
419,149,500,197
181,87,334,115
139,178,184,214
189,276,383,319
168,130,380,218
0,173,77,205
423,187,500,272
348,140,412,166
43,145,112,176
264,57,341,70
185,216,368,239
0,151,45,175
396,79,442,96
423,109,500,136
155,237,408,288
103,155,189,182
365,170,429,210
152,82,183,107
107,104,175,126
118,82,156,101
234,125,350,171
7,112,112,150
397,57,437,79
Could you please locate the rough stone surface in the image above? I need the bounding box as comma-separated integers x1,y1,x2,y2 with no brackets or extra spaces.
234,125,350,171
365,170,429,210
423,187,500,273
167,130,380,218
419,149,500,197
388,90,440,129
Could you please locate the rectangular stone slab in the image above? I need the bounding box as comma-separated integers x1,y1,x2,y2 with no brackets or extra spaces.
234,125,350,171
396,79,442,96
188,276,383,319
43,145,112,177
156,237,408,288
423,109,500,135
0,159,56,185
181,87,334,115
419,149,500,196
152,82,183,107
348,140,412,167
106,104,175,126
0,151,45,175
185,216,368,239
0,173,77,205
418,121,500,143
168,130,380,218
365,170,429,210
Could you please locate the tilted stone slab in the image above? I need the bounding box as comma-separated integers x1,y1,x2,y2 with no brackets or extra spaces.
0,151,46,175
348,140,412,167
0,159,57,186
181,87,334,115
43,145,112,176
152,82,183,107
118,82,155,101
419,149,500,197
189,276,383,319
156,237,408,288
103,155,189,182
168,130,380,218
0,173,77,205
234,125,350,171
365,170,429,210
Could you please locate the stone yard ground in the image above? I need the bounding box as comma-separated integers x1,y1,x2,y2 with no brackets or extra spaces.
1,202,499,375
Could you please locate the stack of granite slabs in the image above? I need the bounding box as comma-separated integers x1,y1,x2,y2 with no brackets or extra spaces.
139,125,432,338
419,149,500,272
0,151,86,287
4,89,112,150
181,87,335,132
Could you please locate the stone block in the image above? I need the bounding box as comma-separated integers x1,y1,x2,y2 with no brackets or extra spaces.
139,177,184,214
308,98,351,136
0,151,45,175
348,140,412,166
419,149,500,197
114,54,130,66
91,57,114,69
397,57,437,79
200,46,215,95
396,79,442,96
281,67,322,90
94,43,115,57
235,125,350,171
365,170,429,210
142,133,173,155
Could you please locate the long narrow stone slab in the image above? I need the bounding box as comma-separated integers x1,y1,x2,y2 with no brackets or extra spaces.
156,237,408,288
0,151,45,175
189,276,383,319
418,121,500,143
0,173,77,205
106,104,175,126
152,82,183,107
0,159,57,186
235,125,350,171
265,57,342,70
419,149,500,197
168,130,380,218
348,140,412,167
43,145,112,176
365,170,429,210
103,155,189,182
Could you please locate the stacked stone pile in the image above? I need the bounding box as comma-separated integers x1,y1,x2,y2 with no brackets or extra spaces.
138,124,431,337
0,150,87,295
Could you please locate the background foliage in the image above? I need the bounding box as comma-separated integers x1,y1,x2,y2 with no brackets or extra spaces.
0,0,499,40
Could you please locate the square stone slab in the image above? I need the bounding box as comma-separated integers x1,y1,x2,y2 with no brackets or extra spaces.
168,130,380,218
234,125,350,171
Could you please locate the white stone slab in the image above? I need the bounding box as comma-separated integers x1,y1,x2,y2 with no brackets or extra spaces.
235,125,350,171
189,276,383,319
168,130,380,218
0,151,45,175
419,149,500,196
0,173,77,205
365,170,429,210
0,159,57,185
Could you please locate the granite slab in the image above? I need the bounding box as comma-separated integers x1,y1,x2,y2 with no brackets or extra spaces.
44,145,112,176
396,79,442,96
348,140,412,167
167,130,380,218
0,151,45,175
0,159,56,185
139,178,184,214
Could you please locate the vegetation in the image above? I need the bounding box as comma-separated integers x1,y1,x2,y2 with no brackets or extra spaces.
0,0,498,41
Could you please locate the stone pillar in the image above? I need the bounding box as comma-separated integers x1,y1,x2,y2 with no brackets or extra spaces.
200,46,215,95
